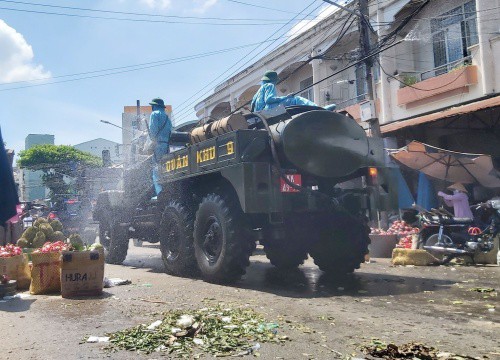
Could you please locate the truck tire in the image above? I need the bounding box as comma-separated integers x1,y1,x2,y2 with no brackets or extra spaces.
309,212,369,274
160,201,198,276
99,223,110,248
193,193,252,283
264,227,308,269
106,221,129,265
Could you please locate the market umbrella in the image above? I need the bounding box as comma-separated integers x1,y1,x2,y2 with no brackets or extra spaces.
389,141,500,188
0,127,19,224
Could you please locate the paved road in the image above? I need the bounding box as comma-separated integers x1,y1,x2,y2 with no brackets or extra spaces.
1,241,498,359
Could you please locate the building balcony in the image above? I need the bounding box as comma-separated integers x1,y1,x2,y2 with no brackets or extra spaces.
397,63,478,108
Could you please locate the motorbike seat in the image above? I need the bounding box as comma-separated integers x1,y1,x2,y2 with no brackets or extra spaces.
441,217,474,225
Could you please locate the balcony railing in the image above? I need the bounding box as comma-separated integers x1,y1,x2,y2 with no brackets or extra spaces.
398,56,473,88
335,93,367,110
421,56,472,81
397,63,478,106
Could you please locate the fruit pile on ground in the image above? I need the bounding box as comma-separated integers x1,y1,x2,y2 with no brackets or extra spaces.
0,244,23,258
17,218,67,249
396,234,415,249
370,220,419,236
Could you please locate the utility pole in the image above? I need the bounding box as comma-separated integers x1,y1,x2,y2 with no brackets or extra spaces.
322,0,381,137
323,0,386,227
357,0,384,228
358,0,381,138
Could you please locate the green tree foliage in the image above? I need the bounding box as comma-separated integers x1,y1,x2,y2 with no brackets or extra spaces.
18,144,101,169
18,144,102,200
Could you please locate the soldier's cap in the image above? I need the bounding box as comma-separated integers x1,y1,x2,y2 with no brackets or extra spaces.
149,98,166,108
261,70,279,83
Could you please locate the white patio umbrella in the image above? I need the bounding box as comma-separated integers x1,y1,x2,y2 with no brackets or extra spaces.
389,141,500,188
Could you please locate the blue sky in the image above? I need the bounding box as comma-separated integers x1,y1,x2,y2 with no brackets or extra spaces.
0,0,335,155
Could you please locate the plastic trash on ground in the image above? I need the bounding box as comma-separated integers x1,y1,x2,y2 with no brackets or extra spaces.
147,320,162,331
87,336,110,343
103,278,131,288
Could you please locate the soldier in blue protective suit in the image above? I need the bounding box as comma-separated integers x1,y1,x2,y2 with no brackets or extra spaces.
283,95,317,107
251,71,291,112
251,70,336,112
148,97,172,196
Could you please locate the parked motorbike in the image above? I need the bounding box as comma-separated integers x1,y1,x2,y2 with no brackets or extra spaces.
420,200,499,264
419,207,471,247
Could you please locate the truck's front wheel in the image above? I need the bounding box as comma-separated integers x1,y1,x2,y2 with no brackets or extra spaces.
160,201,198,276
105,220,129,265
193,194,252,283
99,223,110,248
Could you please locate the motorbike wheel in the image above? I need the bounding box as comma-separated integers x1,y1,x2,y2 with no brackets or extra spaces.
193,193,253,284
159,201,198,276
424,233,453,263
309,212,369,275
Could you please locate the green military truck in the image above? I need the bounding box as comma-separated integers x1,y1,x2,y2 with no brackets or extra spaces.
93,106,384,283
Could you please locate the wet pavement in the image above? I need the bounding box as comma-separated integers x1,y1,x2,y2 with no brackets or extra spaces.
0,241,498,359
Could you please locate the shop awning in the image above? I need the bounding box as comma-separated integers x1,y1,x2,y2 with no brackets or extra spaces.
381,95,500,134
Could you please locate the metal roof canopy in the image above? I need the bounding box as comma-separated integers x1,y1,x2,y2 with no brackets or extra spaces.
381,95,500,134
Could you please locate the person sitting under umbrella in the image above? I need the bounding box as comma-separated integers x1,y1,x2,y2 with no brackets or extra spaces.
437,183,473,219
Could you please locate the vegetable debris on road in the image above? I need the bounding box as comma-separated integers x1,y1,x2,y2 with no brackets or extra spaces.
105,304,288,357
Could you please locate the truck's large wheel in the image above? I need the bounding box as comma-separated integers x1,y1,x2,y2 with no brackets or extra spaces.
309,212,369,274
160,201,198,276
99,222,110,248
194,193,253,283
264,228,308,269
106,220,129,265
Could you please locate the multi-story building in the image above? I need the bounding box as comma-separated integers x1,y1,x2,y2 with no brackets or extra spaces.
74,138,122,165
21,134,54,202
192,0,500,200
376,0,499,156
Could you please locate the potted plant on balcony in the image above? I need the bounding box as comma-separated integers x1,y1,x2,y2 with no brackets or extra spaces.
451,60,472,73
399,73,418,88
